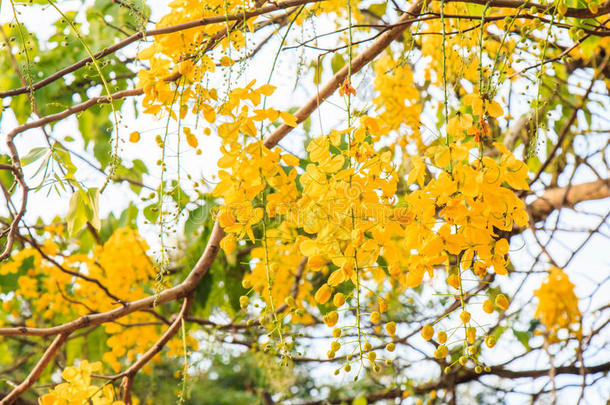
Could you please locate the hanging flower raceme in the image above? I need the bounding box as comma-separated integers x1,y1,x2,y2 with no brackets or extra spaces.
534,267,581,336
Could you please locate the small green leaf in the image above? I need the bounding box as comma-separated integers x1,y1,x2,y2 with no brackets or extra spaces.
312,57,324,85
527,155,541,172
143,203,159,223
118,203,139,228
368,2,387,17
331,52,345,74
20,147,49,166
66,187,100,236
0,155,15,192
53,143,77,176
85,187,101,231
185,204,208,235
67,190,88,236
512,329,531,351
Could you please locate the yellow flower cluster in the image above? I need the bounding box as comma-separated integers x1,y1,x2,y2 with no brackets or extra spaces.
418,4,517,86
373,54,421,140
244,227,313,317
212,82,298,244
137,0,251,116
38,361,125,405
0,228,196,373
129,0,533,368
534,267,581,334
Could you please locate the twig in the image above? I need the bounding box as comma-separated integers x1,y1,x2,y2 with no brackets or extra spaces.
0,333,69,405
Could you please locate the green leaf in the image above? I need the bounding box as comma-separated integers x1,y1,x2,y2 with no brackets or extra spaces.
53,143,77,176
143,203,159,224
100,212,118,243
512,329,531,351
580,36,601,60
185,204,208,235
0,155,15,192
368,2,387,17
118,203,139,228
85,187,101,231
312,57,324,85
0,342,13,365
331,52,345,74
527,155,541,172
20,147,49,166
67,190,89,237
224,261,247,312
169,180,190,211
66,187,100,236
464,2,485,15
491,325,507,341
115,159,149,194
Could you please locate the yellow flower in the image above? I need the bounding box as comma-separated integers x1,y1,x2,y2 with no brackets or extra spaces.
129,131,140,143
183,127,198,148
370,311,381,324
495,294,509,311
314,284,331,304
485,335,496,348
534,267,580,334
385,321,396,336
333,293,345,307
466,327,476,344
323,311,338,327
421,324,434,340
482,299,494,314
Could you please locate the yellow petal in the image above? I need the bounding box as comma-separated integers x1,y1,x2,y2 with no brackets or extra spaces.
471,97,483,116
299,239,317,256
314,284,331,304
258,84,276,96
280,111,298,127
282,154,300,166
487,100,503,118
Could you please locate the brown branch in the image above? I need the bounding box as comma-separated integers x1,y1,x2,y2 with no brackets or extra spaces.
118,296,192,404
0,333,69,405
445,0,610,19
263,0,425,147
18,229,126,305
0,219,224,338
6,88,142,142
298,361,610,404
528,178,610,223
0,139,29,263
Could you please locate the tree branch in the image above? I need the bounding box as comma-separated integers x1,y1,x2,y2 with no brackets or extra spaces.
263,0,425,147
0,333,69,405
528,178,610,223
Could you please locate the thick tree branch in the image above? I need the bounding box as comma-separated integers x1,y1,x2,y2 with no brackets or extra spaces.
118,296,192,404
264,0,425,147
0,333,69,405
446,0,610,19
528,178,610,223
299,361,610,404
